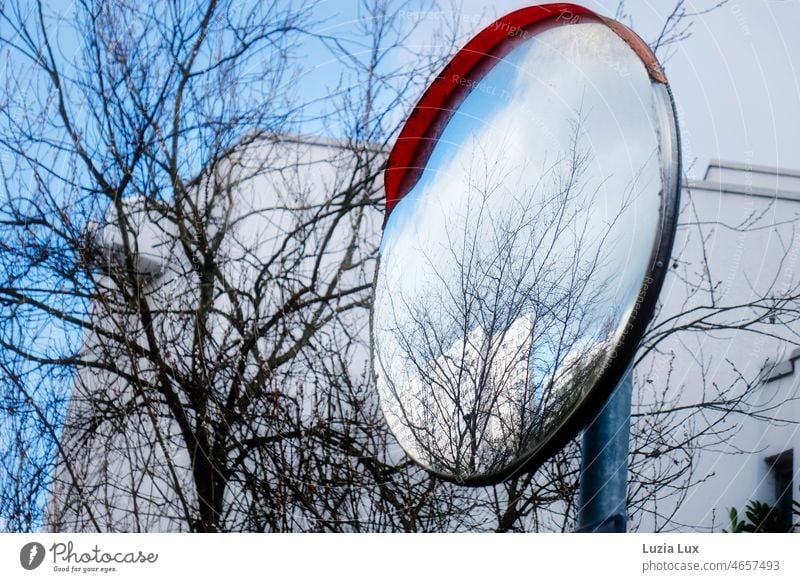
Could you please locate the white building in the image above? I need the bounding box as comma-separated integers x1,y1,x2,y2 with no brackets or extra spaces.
47,137,385,532
630,160,800,532
47,138,800,532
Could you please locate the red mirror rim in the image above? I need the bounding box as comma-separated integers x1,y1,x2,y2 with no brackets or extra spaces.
384,2,667,218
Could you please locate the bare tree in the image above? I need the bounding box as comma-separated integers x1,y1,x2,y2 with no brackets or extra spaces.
0,0,471,532
1,0,792,534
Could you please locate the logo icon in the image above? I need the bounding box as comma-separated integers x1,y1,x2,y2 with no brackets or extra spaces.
20,542,46,570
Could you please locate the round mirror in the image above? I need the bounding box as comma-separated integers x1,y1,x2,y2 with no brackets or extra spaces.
372,4,680,484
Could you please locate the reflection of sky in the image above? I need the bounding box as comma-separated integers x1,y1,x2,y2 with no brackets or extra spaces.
375,22,665,474
382,21,660,302
389,313,536,466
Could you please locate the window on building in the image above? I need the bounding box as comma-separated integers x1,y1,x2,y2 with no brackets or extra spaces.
765,449,794,525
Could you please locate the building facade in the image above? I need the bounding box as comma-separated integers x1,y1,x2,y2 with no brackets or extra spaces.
47,139,800,532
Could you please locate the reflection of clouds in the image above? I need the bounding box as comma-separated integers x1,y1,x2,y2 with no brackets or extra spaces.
384,314,535,468
374,22,665,479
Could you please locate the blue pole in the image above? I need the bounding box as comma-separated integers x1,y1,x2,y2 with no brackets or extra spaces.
576,367,633,532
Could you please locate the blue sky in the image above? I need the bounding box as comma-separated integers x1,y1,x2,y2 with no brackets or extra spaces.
29,1,800,179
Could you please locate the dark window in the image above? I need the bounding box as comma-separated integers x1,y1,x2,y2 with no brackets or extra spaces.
765,450,794,525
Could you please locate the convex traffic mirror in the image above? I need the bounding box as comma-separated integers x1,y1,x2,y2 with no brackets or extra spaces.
372,3,680,485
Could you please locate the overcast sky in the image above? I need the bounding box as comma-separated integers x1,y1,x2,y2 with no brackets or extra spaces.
311,0,800,180
479,1,799,178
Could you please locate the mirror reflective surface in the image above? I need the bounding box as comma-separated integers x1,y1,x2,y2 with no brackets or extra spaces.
373,18,677,483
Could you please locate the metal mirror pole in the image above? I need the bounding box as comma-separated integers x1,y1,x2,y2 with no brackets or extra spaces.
576,366,633,532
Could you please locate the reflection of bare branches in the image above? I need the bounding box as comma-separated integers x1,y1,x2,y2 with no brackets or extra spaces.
375,121,646,477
